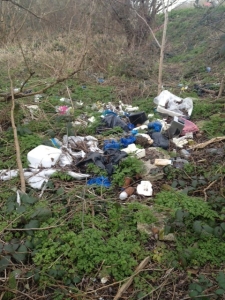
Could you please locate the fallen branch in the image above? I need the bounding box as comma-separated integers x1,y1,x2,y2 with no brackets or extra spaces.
200,87,217,95
8,64,26,193
113,256,150,300
0,51,86,101
189,136,225,150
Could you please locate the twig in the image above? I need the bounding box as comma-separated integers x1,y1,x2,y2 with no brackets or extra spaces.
8,63,26,193
181,293,215,300
203,180,217,201
4,225,63,231
113,256,150,300
217,76,224,99
189,136,225,150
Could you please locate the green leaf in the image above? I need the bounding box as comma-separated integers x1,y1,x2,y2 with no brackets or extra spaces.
21,194,38,204
12,245,27,263
195,284,203,293
0,256,11,272
215,289,225,295
171,180,178,188
56,187,64,195
73,276,81,284
16,205,27,214
178,180,186,187
214,226,223,237
193,221,202,233
189,290,199,297
202,225,213,234
31,207,52,221
175,209,184,221
6,202,15,213
4,244,14,253
24,220,39,229
220,223,225,231
191,180,198,188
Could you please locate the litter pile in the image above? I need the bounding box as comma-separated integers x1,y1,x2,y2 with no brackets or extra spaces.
1,90,200,199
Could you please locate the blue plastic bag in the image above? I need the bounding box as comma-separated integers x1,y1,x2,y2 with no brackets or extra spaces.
148,121,162,132
120,136,136,147
87,176,111,188
103,140,120,151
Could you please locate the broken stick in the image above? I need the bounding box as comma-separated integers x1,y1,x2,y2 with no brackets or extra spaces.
113,256,150,300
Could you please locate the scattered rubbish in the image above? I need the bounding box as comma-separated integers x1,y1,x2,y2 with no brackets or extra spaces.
101,277,109,284
55,106,73,115
120,136,136,147
103,140,120,151
34,94,43,102
0,168,90,190
180,149,191,159
50,138,62,148
77,149,127,175
173,158,189,169
135,124,148,131
128,112,147,126
150,132,169,150
125,106,139,112
122,143,146,158
103,114,129,132
0,170,19,181
172,136,189,148
148,121,162,133
155,159,172,166
63,135,102,153
87,176,111,188
154,90,193,117
88,116,96,123
166,117,185,138
142,161,164,181
181,118,199,135
60,97,71,104
98,78,104,84
119,187,135,200
13,88,19,93
27,145,62,168
122,177,132,189
206,67,211,73
137,181,153,196
24,105,40,119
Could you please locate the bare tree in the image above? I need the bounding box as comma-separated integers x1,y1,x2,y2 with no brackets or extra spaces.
101,0,176,48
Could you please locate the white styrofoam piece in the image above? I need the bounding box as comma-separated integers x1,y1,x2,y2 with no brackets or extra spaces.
27,145,62,168
137,181,153,196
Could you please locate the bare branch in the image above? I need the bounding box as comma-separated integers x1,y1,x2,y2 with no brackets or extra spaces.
2,0,46,20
